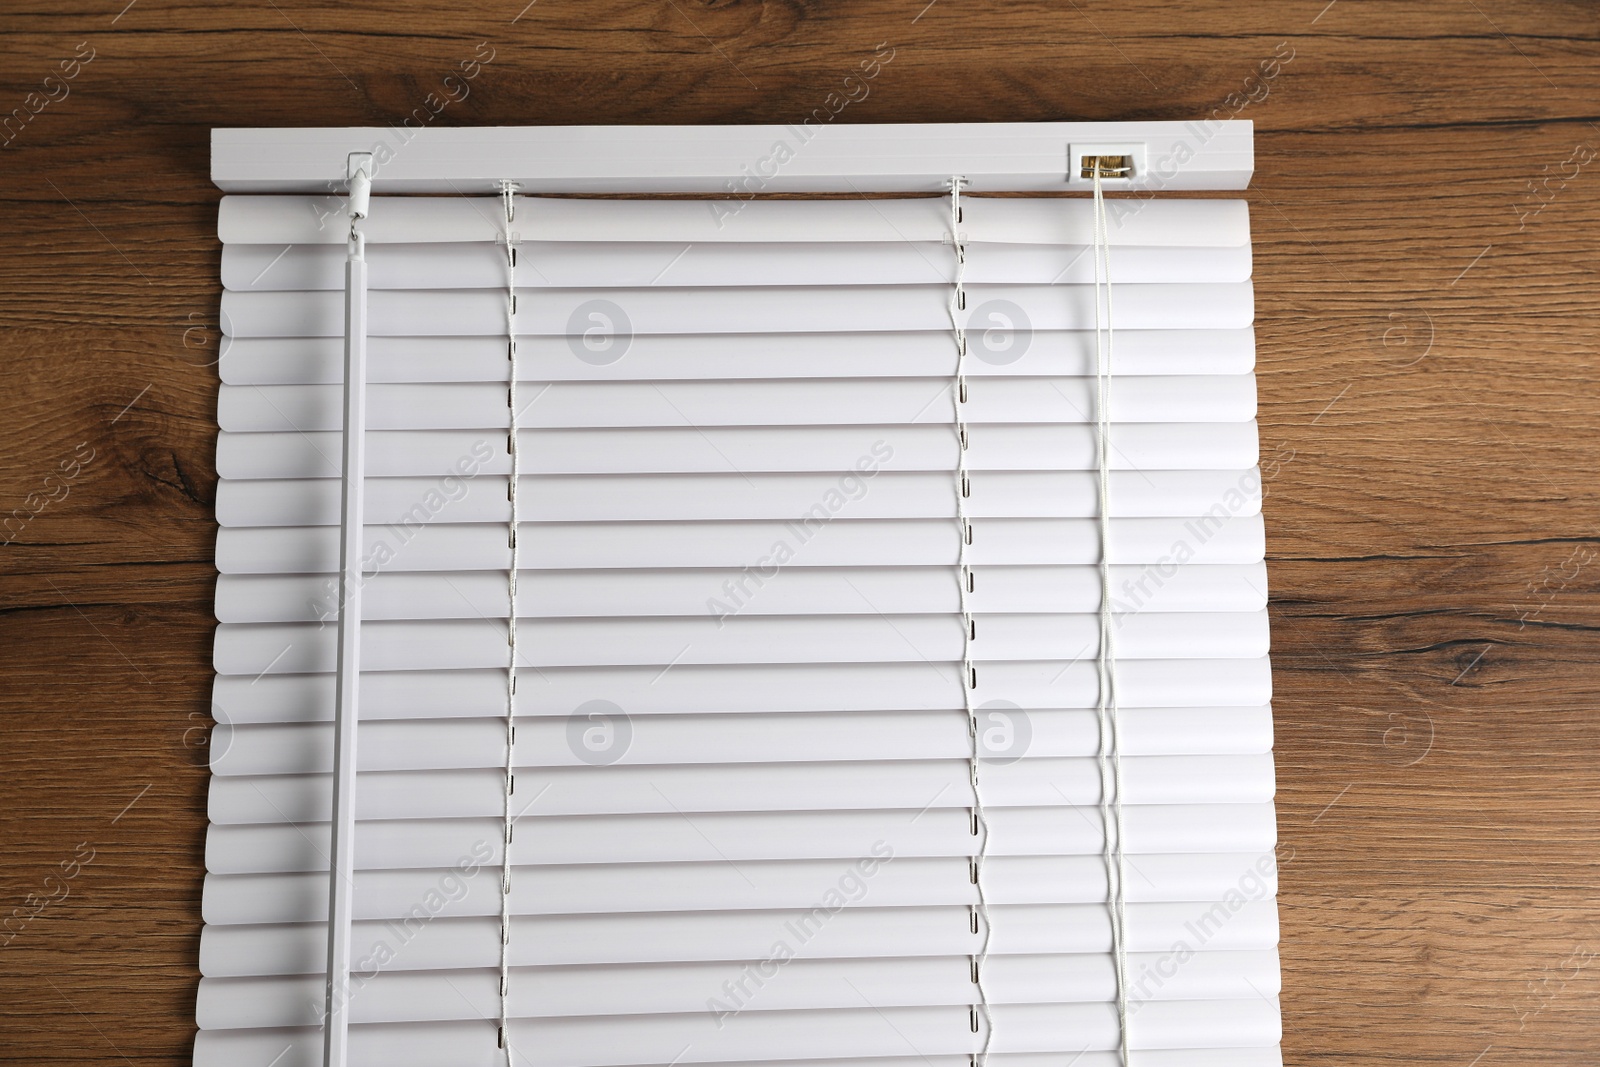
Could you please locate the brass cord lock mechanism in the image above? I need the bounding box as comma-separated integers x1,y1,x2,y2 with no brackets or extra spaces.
1081,154,1134,179
1067,142,1146,184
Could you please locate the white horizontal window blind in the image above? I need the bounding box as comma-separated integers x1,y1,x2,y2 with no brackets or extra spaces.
199,123,1280,1067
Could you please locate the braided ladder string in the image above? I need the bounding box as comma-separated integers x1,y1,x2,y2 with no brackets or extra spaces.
948,176,996,1065
498,181,521,1065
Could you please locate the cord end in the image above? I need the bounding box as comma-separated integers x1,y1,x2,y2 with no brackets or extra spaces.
347,153,374,225
346,153,374,257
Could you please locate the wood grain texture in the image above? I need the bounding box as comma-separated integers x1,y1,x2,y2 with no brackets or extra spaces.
2,1,1598,1063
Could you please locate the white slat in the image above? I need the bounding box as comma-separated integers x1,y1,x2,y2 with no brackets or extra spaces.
197,900,1280,975
214,563,1269,623
219,196,1250,247
205,804,1278,873
214,423,1263,478
207,754,1277,824
196,950,1283,1027
219,329,1257,385
217,376,1257,432
190,1001,1282,1066
214,469,1264,526
207,708,1272,771
221,282,1254,338
202,853,1281,924
211,659,1276,724
223,240,1252,290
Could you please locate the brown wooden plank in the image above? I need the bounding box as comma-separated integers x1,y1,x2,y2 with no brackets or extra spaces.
2,1,1599,1064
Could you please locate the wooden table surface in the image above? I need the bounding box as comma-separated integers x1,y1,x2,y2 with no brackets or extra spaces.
2,2,1597,1064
